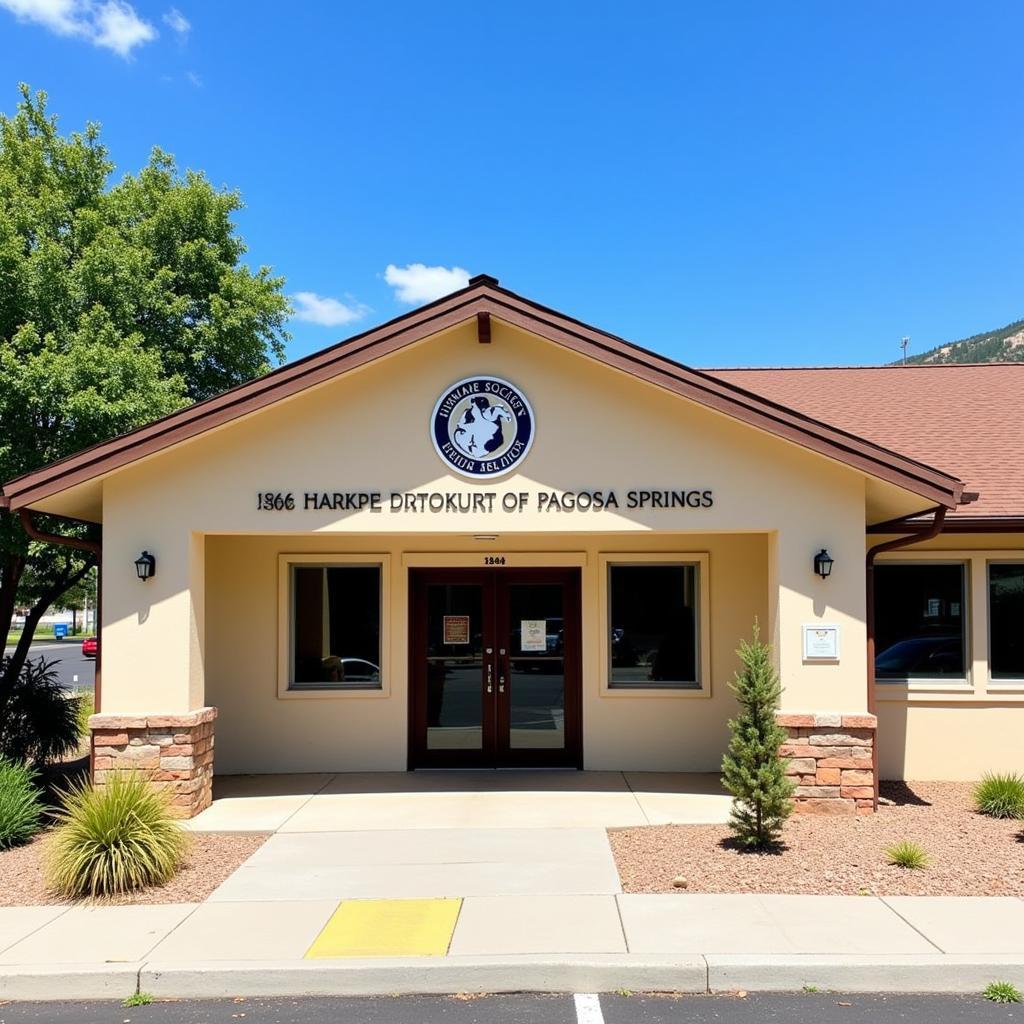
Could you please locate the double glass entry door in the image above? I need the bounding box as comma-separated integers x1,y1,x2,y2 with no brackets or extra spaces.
409,568,582,768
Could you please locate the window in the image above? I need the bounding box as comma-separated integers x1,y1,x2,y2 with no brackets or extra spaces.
291,565,381,690
608,563,699,689
874,563,966,681
989,563,1024,680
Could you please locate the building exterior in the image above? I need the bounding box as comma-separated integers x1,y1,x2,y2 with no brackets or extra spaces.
2,276,1022,817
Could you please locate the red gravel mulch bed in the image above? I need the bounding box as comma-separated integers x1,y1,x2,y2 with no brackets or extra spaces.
0,831,268,906
610,781,1024,896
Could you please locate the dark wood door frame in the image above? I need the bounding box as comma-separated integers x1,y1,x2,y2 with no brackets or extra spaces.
408,567,582,770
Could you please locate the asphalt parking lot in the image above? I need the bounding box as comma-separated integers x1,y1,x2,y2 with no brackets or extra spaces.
0,993,1019,1024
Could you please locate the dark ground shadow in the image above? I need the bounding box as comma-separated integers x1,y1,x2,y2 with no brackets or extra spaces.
879,780,932,807
35,753,89,822
717,834,789,856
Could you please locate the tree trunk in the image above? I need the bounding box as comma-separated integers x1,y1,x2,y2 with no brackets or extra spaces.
0,551,26,659
0,557,96,696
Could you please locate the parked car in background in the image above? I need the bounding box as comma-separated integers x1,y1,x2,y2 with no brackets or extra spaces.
875,635,962,678
82,636,98,659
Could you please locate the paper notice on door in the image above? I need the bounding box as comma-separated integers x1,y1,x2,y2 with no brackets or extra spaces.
443,615,470,645
520,619,547,652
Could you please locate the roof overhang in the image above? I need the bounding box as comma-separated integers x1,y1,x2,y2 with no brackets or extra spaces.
1,275,966,515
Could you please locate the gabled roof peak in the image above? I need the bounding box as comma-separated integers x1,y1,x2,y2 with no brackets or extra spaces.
1,276,965,514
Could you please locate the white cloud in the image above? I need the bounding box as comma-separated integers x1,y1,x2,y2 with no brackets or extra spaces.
162,5,188,35
92,0,154,55
185,69,201,87
384,263,471,305
0,0,78,34
0,0,156,57
291,292,369,328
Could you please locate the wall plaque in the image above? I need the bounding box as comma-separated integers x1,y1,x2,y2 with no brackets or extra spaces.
803,624,840,661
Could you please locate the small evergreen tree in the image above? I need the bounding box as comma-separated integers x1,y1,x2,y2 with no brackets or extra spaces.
721,623,794,849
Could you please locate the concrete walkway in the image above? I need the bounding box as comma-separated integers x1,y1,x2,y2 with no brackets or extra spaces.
3,774,1023,999
2,895,1024,999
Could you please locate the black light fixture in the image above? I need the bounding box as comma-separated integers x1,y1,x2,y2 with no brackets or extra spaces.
135,550,156,581
813,548,834,579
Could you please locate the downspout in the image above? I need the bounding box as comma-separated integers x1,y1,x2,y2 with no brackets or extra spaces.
865,504,947,809
17,510,102,779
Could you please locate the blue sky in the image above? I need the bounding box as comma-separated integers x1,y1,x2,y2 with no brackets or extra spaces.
1,1,1022,368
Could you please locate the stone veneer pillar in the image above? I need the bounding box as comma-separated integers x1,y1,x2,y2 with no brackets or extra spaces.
776,712,877,815
88,707,217,819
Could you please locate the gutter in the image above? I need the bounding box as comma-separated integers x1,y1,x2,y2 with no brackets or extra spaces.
17,510,102,778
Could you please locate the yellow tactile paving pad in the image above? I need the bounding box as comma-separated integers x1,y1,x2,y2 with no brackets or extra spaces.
305,898,462,958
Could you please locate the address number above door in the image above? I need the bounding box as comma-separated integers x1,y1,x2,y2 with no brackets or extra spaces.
431,376,535,479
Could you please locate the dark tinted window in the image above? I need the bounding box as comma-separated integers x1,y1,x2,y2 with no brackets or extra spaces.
609,564,698,688
990,563,1024,680
874,563,966,680
292,565,381,689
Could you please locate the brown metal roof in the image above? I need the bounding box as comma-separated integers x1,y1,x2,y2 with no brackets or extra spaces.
1,276,965,513
709,364,1024,519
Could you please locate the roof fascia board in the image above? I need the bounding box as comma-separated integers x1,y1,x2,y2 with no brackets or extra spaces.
4,296,488,508
486,296,963,508
2,280,964,511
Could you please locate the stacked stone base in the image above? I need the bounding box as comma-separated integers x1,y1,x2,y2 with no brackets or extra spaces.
777,712,877,815
88,707,217,818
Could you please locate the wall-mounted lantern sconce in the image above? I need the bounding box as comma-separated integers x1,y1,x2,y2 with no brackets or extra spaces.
135,551,156,581
813,548,834,579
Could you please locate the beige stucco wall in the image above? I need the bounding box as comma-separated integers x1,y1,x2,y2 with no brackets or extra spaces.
878,703,1024,780
872,532,1024,779
97,315,888,770
205,531,768,773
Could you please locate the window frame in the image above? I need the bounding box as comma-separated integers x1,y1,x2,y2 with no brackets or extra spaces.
598,552,711,698
277,553,390,700
872,557,971,691
987,558,1024,686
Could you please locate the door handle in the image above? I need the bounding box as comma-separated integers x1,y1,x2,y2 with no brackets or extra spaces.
498,671,505,694
486,662,493,694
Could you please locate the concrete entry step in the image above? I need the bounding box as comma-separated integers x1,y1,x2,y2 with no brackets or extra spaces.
184,771,732,833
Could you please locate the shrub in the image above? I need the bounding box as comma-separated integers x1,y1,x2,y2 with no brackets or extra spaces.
721,623,795,849
45,773,190,898
885,840,929,870
973,772,1024,820
0,759,44,849
0,656,81,765
984,982,1022,1004
75,691,95,742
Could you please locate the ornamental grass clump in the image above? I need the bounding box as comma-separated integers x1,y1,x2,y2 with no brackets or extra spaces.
885,840,929,870
721,623,795,849
0,758,44,849
45,772,189,898
984,982,1023,1004
973,772,1024,820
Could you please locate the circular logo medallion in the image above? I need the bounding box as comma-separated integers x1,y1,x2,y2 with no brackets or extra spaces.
430,375,535,479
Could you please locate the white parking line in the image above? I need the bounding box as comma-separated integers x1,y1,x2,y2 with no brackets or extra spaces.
574,992,604,1024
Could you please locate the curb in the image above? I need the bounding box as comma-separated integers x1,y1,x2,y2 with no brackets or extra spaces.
141,955,708,998
0,963,142,1001
4,955,1024,1000
706,955,1024,993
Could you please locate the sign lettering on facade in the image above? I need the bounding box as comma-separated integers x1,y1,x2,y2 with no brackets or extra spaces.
256,488,714,513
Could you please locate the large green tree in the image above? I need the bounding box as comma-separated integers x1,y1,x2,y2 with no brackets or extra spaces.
0,84,290,696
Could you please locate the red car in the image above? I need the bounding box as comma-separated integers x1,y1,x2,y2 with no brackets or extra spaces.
82,636,98,659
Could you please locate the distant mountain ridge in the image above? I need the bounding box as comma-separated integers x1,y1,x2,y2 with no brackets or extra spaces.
898,318,1024,364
